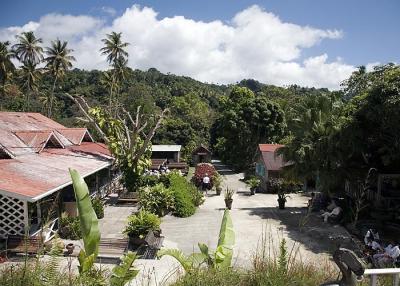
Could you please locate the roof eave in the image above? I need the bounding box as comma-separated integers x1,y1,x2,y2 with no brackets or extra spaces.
0,161,112,203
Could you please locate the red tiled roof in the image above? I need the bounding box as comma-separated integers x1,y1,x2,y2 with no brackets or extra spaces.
0,112,113,201
259,144,286,171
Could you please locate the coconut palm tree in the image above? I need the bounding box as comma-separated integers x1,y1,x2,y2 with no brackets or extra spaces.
12,31,43,65
19,60,41,111
100,32,129,110
0,41,15,94
100,32,129,67
44,39,75,117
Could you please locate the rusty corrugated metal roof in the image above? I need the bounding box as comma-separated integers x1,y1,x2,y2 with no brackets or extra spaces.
258,144,286,171
57,128,93,145
0,112,113,201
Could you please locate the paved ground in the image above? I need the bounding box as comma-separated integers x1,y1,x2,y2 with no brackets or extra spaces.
76,160,358,285
2,161,358,285
99,204,136,239
160,160,356,270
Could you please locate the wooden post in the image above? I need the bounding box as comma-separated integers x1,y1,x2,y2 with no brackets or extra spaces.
36,201,41,225
23,200,29,236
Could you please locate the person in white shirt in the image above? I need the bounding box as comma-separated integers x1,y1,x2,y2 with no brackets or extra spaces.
364,229,382,252
364,229,380,246
321,201,342,222
202,173,211,194
373,241,400,267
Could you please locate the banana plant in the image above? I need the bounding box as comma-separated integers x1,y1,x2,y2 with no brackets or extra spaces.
69,168,100,273
69,169,140,285
158,209,235,271
110,252,140,286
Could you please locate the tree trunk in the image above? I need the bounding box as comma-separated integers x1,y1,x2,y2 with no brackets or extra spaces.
49,76,58,118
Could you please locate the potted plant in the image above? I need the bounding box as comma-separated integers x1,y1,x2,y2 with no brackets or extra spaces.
224,188,235,210
245,177,260,195
277,191,290,209
213,173,223,195
124,210,161,247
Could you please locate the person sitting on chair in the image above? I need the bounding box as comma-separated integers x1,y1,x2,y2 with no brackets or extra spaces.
320,200,342,223
373,241,400,267
364,228,381,253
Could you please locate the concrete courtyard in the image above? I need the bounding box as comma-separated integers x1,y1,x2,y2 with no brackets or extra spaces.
128,161,357,285
2,161,357,285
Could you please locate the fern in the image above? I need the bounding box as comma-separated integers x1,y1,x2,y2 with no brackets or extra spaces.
40,253,61,286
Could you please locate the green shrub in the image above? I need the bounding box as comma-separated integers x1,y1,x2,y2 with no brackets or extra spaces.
169,173,196,217
91,197,105,219
188,182,204,206
139,183,175,216
140,174,160,187
59,212,82,240
124,210,161,238
173,188,196,217
267,178,302,194
159,174,171,188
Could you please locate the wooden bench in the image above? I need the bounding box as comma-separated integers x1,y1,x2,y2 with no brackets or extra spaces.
98,238,128,258
136,231,164,259
6,235,43,256
118,192,139,204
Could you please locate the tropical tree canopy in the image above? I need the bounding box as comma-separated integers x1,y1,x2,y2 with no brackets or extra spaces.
44,39,75,79
0,41,15,87
100,32,129,67
213,86,285,170
12,31,44,65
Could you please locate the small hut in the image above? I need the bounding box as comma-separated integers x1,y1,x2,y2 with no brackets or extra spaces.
192,145,212,165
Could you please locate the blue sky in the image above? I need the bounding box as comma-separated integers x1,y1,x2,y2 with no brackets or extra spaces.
1,1,399,88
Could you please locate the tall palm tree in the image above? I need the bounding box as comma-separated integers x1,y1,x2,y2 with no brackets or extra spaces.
100,32,129,67
19,60,41,111
44,39,75,117
0,41,15,94
100,32,129,110
12,31,43,65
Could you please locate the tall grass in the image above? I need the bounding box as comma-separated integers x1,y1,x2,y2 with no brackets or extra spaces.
169,228,394,286
170,229,337,286
0,257,108,286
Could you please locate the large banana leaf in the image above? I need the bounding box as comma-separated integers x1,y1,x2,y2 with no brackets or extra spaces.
78,250,95,274
110,252,139,286
215,209,235,269
158,249,206,272
69,168,100,257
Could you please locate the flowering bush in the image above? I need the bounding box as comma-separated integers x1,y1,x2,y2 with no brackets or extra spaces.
267,178,302,194
191,163,217,187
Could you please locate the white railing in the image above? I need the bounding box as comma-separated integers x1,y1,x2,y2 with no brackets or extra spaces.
363,268,400,286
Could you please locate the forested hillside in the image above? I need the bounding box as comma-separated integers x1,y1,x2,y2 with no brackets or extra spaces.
0,64,332,161
2,31,399,190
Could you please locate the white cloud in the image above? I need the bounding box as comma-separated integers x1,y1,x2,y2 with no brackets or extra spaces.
0,4,356,89
101,6,117,17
